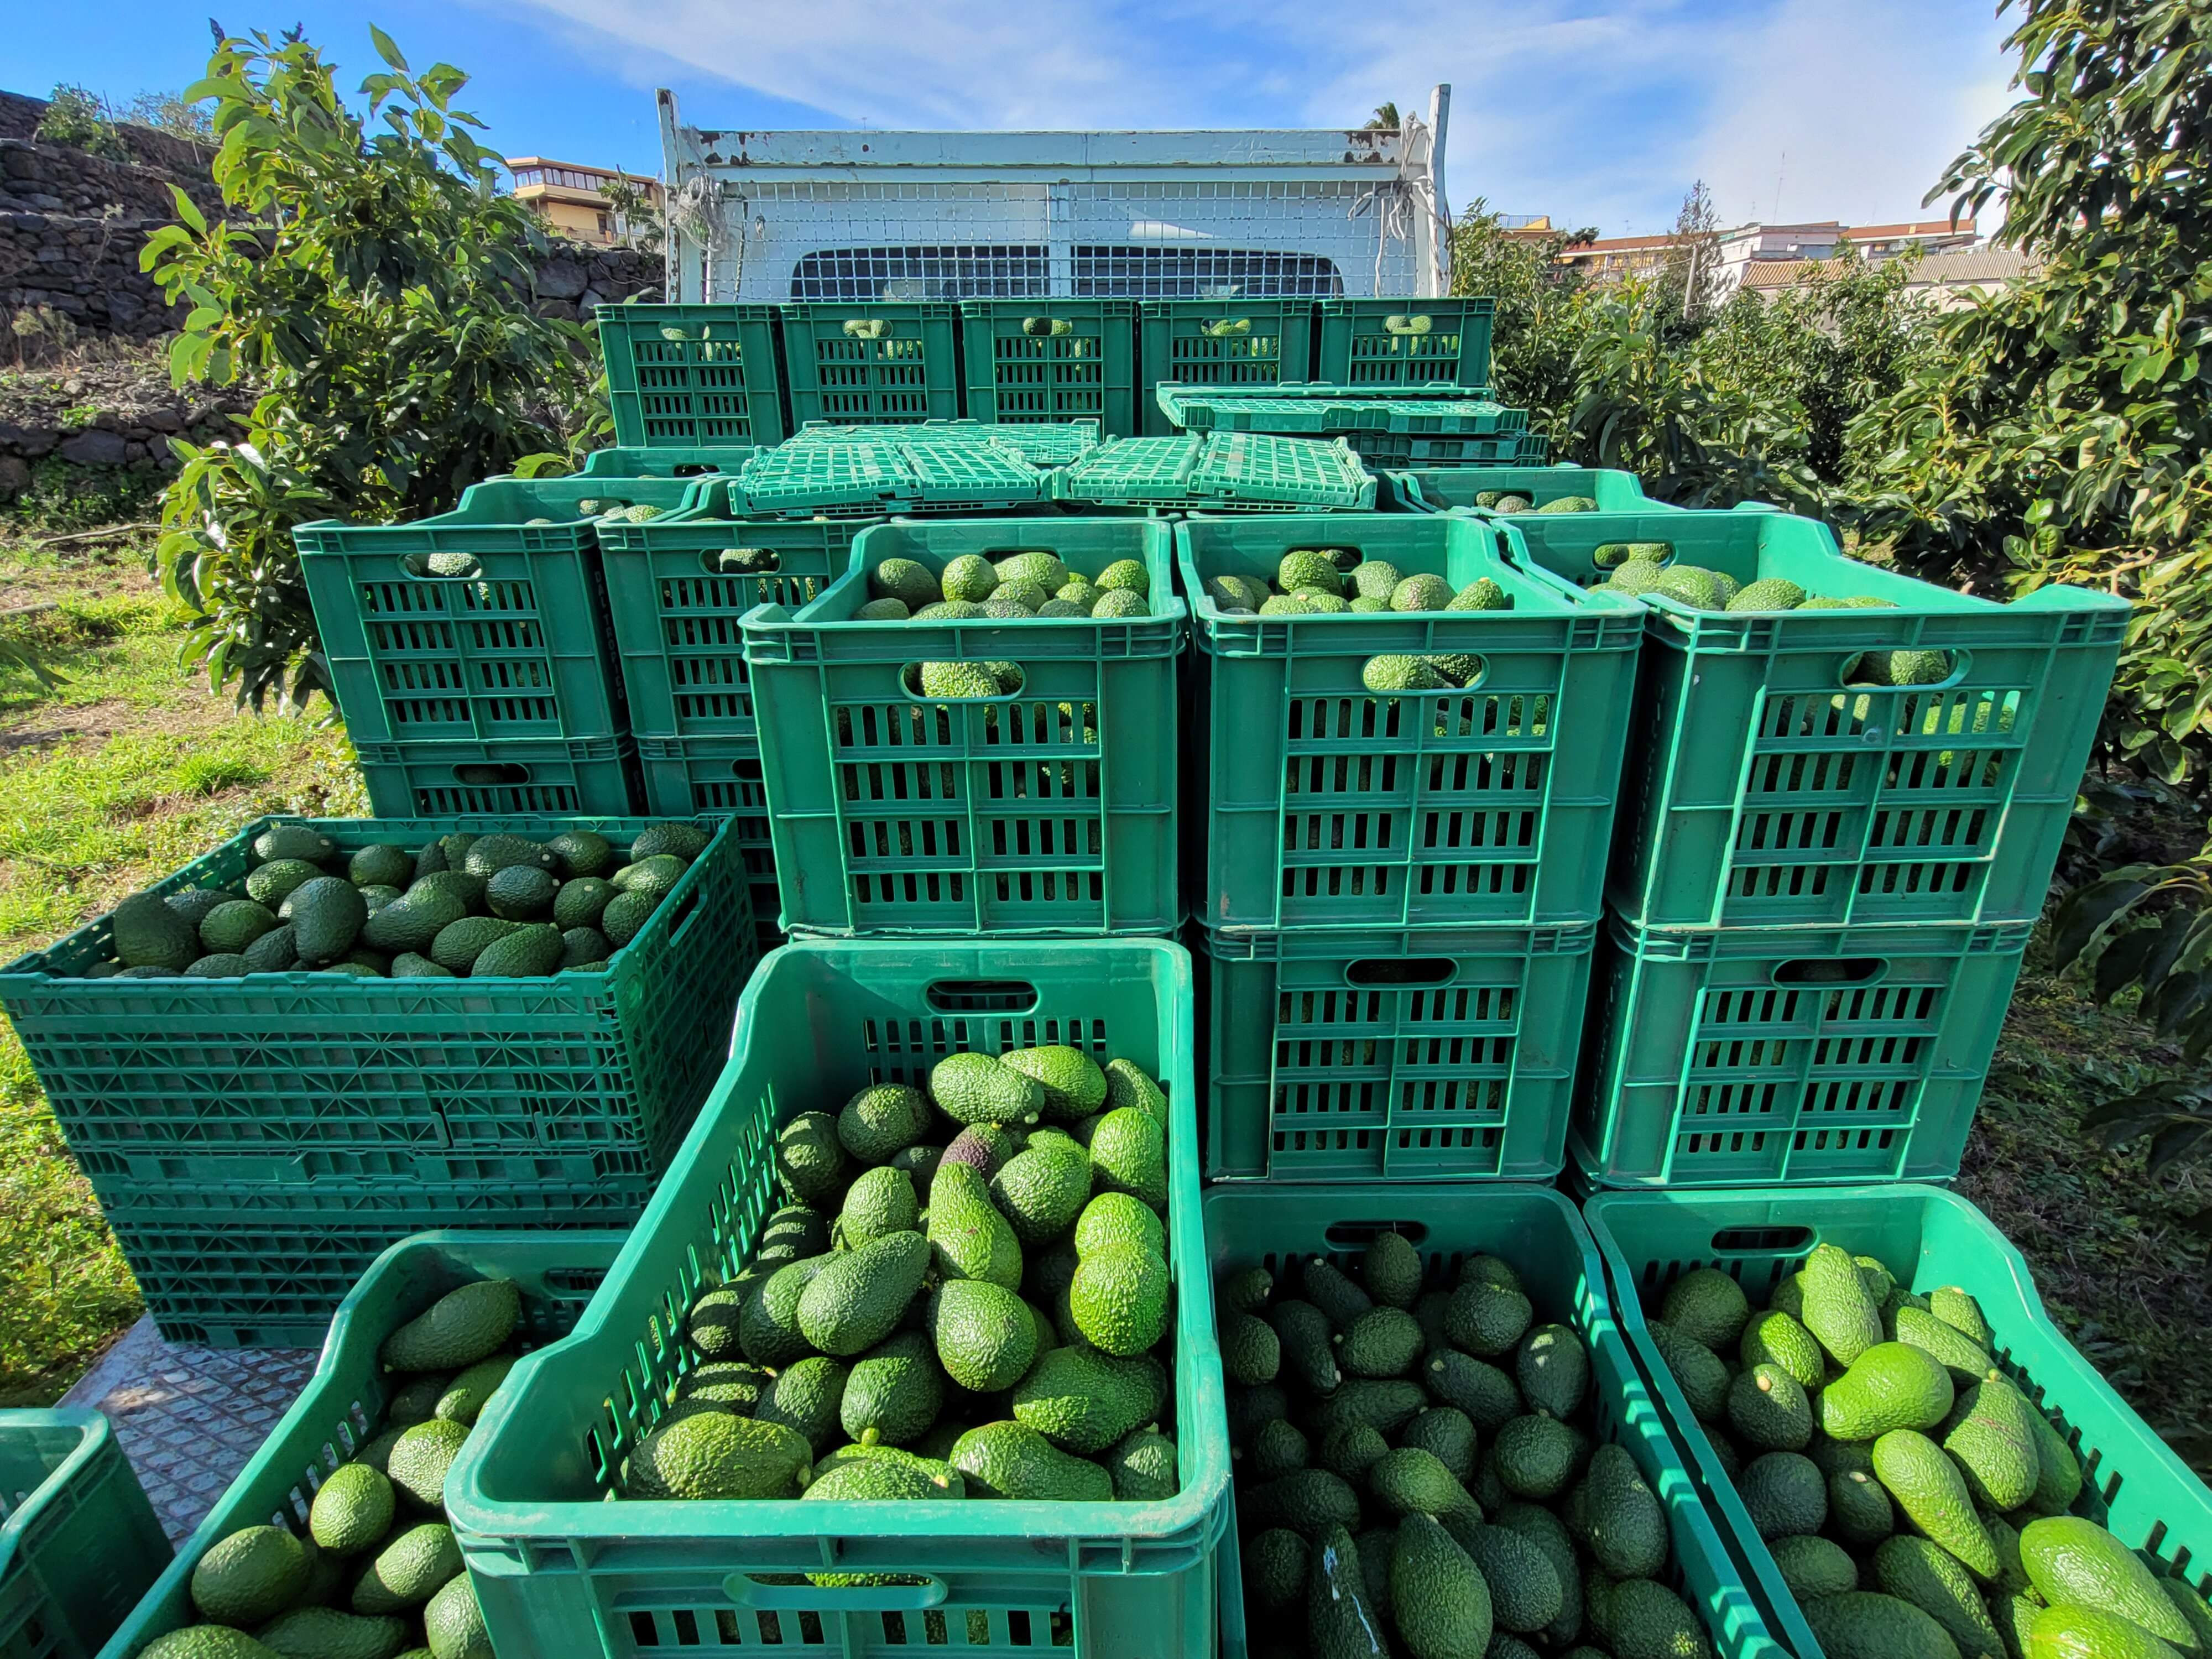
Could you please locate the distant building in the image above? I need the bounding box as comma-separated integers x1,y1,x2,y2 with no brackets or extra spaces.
1559,217,1980,296
504,156,664,247
1741,244,2036,310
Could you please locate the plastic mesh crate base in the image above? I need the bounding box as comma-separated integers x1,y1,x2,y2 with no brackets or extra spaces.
1056,432,1376,513
295,474,699,747
961,300,1137,434
780,302,962,428
0,1412,168,1659
1316,297,1496,387
1575,916,2032,1188
1201,923,1594,1182
1178,514,1640,930
597,305,785,451
101,1232,620,1658
446,938,1227,1659
1156,382,1526,435
1206,1184,1786,1659
1495,504,2130,930
353,734,639,817
600,492,876,743
746,519,1183,936
0,814,753,1176
1585,1185,2212,1659
1138,298,1315,435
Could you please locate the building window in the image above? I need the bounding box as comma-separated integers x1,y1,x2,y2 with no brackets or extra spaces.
598,212,613,237
789,246,1051,300
1070,247,1342,298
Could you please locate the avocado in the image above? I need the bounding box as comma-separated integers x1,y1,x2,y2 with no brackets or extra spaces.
625,1412,811,1499
795,1230,930,1356
484,864,558,920
1872,1428,2000,1578
190,1524,310,1623
1491,1412,1587,1501
1390,1511,1494,1659
836,1166,919,1248
1308,1524,1387,1659
1000,1045,1107,1122
1739,1449,1827,1539
1875,1534,2007,1657
1517,1324,1590,1419
422,1569,492,1659
1447,1277,1534,1357
469,922,562,977
1944,1374,2043,1511
1338,1306,1422,1379
931,1052,1046,1126
350,1521,461,1614
929,1277,1039,1391
755,1355,850,1453
775,1112,847,1206
112,891,201,970
1010,1346,1165,1453
1820,1341,1957,1441
948,1421,1110,1501
1103,1425,1177,1501
989,1142,1093,1245
1804,1590,1968,1659
386,1419,469,1510
1729,1361,1815,1451
841,1331,944,1448
253,1606,408,1659
837,1083,931,1164
307,1460,394,1554
1068,1243,1170,1357
432,1354,515,1426
2020,1516,2197,1647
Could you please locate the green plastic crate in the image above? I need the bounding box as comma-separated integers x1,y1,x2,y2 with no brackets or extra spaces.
0,812,754,1198
961,301,1138,434
446,937,1228,1659
352,734,639,817
1138,299,1316,435
1575,915,2031,1188
1381,462,1661,513
1155,382,1526,435
1347,427,1549,469
787,419,1103,467
898,440,1051,509
1585,1184,2212,1659
1205,1182,1787,1659
1177,514,1641,931
1,1412,168,1659
576,445,760,477
739,441,914,518
97,1231,622,1658
633,737,782,947
1056,433,1377,514
1501,506,2132,929
597,302,785,451
1199,922,1595,1182
744,519,1183,936
295,475,700,747
598,481,878,743
1316,296,1496,387
780,302,963,427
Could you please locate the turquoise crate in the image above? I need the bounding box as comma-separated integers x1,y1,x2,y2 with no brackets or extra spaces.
961,301,1138,435
899,440,1052,509
780,302,963,427
353,734,639,817
1199,922,1595,1182
597,302,785,450
296,474,700,747
1585,1184,2212,1659
1576,916,2030,1188
745,519,1183,936
598,481,878,743
447,937,1228,1659
1056,434,1377,514
576,445,759,477
1176,514,1641,931
98,1231,622,1658
1382,462,1661,513
1316,296,1495,387
1,1413,168,1659
1206,1182,1787,1659
0,813,753,1242
1138,299,1316,435
1499,506,2131,930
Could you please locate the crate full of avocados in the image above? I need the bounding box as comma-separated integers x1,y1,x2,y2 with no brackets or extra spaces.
0,815,758,1197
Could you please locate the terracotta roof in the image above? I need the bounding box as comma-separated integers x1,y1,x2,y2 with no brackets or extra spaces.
1847,218,1976,239
1740,260,1815,288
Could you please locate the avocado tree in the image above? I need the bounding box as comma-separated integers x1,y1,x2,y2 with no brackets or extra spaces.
1850,0,2212,785
143,27,599,711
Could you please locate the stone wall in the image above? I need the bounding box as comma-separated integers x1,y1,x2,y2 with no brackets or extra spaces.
532,246,664,320
0,357,255,500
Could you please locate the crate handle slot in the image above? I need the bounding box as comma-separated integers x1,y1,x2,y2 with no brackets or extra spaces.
399,552,486,581
1200,317,1252,338
731,755,764,783
1323,1221,1431,1250
451,763,530,786
1839,648,1969,693
842,318,891,340
1383,315,1434,335
1770,957,1886,987
1021,316,1074,338
924,978,1041,1014
728,1573,950,1610
1709,1224,1816,1258
900,662,1024,700
1344,958,1455,988
659,881,705,947
703,547,782,576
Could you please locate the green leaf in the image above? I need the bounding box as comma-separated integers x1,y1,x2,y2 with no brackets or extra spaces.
2054,877,2154,968
369,23,410,71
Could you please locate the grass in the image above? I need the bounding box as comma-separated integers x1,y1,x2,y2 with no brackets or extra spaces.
0,528,363,1405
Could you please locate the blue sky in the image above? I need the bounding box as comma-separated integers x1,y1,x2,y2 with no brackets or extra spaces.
12,0,2018,237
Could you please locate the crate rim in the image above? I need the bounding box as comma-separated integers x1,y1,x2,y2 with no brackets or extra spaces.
0,1407,122,1574
0,812,734,986
446,933,1226,1547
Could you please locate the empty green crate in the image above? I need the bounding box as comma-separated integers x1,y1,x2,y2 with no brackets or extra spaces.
1138,299,1316,434
597,302,785,450
102,1199,637,1349
1,1412,168,1659
1155,382,1526,435
1205,1182,1787,1659
446,937,1228,1659
576,445,760,477
1382,462,1662,513
961,300,1138,434
98,1231,622,1657
1575,915,2031,1188
1200,922,1595,1182
353,734,639,817
296,475,701,747
1316,296,1496,387
745,519,1184,936
0,813,754,1191
1177,514,1641,931
598,483,877,742
1503,505,2131,928
1584,1184,2212,1659
780,302,962,427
